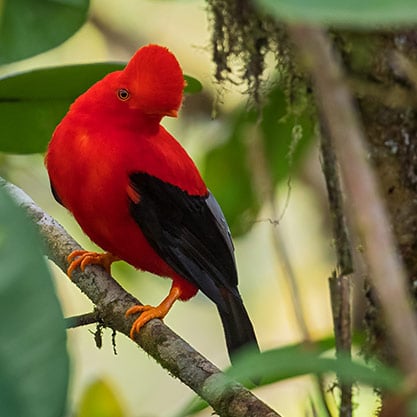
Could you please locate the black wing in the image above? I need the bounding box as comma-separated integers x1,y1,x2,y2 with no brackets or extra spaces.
50,181,64,207
128,172,240,310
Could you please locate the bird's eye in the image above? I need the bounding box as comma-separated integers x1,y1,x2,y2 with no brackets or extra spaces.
117,88,130,101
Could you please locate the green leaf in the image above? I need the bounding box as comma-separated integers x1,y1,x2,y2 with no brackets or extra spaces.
184,75,203,94
0,63,123,154
175,337,337,417
175,337,403,417
0,64,203,154
0,63,125,100
203,85,314,237
0,0,90,64
229,346,403,389
77,378,127,417
0,185,69,417
255,0,417,28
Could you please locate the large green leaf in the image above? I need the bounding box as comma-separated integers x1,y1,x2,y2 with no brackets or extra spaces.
0,0,90,64
175,337,337,417
175,337,403,417
203,86,314,236
229,346,402,389
0,64,202,154
0,185,69,417
0,63,124,154
255,0,417,27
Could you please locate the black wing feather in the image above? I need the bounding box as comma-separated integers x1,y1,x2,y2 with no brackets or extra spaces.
129,172,259,358
50,181,64,207
128,172,239,310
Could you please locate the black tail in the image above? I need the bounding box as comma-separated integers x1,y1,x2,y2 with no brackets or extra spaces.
217,289,259,363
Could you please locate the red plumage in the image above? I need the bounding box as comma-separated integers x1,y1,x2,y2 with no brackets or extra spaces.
45,44,258,359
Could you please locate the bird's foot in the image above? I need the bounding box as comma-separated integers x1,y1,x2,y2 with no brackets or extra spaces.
67,250,118,277
125,304,169,338
125,285,182,339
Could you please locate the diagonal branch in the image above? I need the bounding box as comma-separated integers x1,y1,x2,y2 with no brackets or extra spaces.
0,177,280,417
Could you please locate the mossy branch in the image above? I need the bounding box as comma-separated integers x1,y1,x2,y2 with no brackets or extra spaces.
289,24,417,376
320,125,354,417
0,177,280,417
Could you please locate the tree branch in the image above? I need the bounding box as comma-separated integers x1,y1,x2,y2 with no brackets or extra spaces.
289,25,417,375
320,125,354,417
65,311,101,329
0,177,280,417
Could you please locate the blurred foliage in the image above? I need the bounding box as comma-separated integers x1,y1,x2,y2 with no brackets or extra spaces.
0,185,69,417
0,0,90,64
255,0,417,27
177,336,402,416
229,346,402,389
0,65,201,154
204,86,314,236
77,378,127,417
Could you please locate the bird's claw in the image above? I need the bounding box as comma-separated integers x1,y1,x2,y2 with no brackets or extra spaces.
125,304,167,339
67,250,118,277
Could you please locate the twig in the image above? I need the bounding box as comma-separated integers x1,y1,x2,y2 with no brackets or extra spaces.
316,377,335,417
289,25,417,375
65,311,100,329
328,275,352,417
320,125,353,417
320,126,353,276
0,177,280,417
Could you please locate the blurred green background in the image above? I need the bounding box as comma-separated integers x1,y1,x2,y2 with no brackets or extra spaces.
0,0,383,416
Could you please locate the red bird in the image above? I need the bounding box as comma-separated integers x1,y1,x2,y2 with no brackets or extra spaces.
45,44,258,360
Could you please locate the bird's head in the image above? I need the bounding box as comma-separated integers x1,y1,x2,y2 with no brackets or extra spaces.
116,44,185,118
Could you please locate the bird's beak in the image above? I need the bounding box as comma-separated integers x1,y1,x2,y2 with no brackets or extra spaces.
165,109,178,118
142,109,179,118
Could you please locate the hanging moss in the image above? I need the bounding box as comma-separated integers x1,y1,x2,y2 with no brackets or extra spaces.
206,0,299,104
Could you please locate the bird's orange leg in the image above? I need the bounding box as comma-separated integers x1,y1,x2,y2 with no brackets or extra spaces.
126,284,182,339
67,250,119,277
